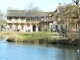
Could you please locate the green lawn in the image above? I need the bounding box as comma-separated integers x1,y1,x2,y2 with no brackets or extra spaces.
0,31,59,39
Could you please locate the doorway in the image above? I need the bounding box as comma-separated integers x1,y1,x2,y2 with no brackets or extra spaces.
33,25,36,31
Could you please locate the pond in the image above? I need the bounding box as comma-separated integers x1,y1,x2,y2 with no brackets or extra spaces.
0,36,80,60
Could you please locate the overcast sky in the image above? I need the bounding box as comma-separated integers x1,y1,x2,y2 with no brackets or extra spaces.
0,0,73,13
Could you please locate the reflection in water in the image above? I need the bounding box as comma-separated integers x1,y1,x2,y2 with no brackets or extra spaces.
0,35,5,40
0,37,80,60
0,35,8,40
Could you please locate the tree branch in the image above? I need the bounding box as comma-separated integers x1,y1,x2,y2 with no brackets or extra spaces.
72,0,76,3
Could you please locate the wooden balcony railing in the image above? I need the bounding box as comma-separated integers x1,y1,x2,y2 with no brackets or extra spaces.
7,19,40,24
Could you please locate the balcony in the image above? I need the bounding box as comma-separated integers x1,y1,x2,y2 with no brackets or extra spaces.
7,19,40,24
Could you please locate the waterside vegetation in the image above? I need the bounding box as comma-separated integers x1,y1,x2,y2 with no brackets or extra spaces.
0,31,80,46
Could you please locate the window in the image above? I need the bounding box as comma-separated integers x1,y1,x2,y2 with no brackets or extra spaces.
32,17,36,20
55,25,58,31
26,17,30,21
21,25,24,30
15,17,19,20
21,17,25,20
7,17,12,21
9,24,12,29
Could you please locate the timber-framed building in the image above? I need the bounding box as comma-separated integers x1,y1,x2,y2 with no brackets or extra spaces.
6,8,52,32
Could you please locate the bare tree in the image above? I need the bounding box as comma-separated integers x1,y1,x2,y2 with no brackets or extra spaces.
72,0,79,5
0,9,3,19
55,4,78,24
0,9,4,26
26,2,42,16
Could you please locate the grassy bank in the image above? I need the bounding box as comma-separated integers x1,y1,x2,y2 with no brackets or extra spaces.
6,32,58,43
2,31,58,43
2,31,79,46
0,31,13,35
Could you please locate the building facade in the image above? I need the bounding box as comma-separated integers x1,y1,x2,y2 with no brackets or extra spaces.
6,9,52,32
52,3,79,32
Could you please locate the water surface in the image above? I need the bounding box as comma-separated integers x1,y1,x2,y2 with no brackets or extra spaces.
0,37,80,60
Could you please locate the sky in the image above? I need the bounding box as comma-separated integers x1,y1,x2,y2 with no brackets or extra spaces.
0,0,73,13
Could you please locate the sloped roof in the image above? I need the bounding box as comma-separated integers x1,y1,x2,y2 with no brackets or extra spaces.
54,5,78,18
55,6,67,16
26,12,49,17
7,10,49,17
7,10,26,17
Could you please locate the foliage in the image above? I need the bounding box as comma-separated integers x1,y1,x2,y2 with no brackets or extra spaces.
5,31,80,46
55,4,78,24
0,19,4,26
68,33,78,39
77,20,80,24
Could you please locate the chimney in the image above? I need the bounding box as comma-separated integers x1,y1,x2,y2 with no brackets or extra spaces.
7,7,10,10
59,3,61,6
24,7,26,11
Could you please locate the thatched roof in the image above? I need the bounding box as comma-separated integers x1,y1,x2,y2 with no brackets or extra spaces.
54,5,78,18
7,10,49,17
7,10,26,17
